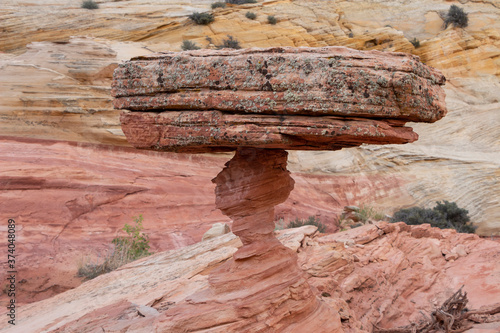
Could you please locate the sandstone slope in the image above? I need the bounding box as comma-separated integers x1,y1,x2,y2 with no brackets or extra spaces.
0,136,402,304
1,224,498,332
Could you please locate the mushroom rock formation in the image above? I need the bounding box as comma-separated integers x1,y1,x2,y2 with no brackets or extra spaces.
112,46,447,332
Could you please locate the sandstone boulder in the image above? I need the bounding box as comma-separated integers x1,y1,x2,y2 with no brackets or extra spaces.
201,222,231,241
113,46,446,153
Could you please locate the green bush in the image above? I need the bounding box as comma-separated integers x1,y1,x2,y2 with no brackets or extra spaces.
410,37,420,48
357,205,385,222
211,2,226,9
189,12,214,25
112,215,152,260
444,5,468,28
337,205,385,231
77,215,152,280
219,35,241,49
287,216,327,233
245,11,257,20
181,40,201,51
81,0,99,9
391,201,476,233
226,0,257,4
267,15,277,25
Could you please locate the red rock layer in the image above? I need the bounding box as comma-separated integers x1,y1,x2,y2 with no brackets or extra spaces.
120,110,418,153
112,47,446,123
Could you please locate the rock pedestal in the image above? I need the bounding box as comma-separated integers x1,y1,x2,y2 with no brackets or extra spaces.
158,148,342,332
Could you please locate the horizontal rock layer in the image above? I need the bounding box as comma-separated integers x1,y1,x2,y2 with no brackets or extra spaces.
120,110,418,152
112,47,446,123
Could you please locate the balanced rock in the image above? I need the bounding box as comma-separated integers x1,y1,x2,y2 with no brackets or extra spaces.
112,46,447,332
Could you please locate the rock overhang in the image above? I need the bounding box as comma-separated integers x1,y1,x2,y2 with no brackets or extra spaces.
112,46,447,153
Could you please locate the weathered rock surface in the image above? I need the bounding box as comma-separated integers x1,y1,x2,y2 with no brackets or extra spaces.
0,136,412,306
0,37,150,146
0,136,228,305
114,42,447,331
202,222,231,241
0,0,499,311
112,47,446,123
3,224,498,333
151,148,342,332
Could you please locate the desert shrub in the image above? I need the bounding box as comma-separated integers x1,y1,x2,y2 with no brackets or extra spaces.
211,2,226,9
189,12,214,25
410,37,420,48
181,40,201,51
267,15,277,25
77,215,152,280
433,201,475,233
444,5,468,28
226,0,257,4
245,11,257,20
77,251,116,281
287,216,327,233
81,0,99,9
219,35,241,49
337,205,385,231
391,207,445,227
357,205,385,222
205,35,241,49
274,218,286,231
391,201,475,233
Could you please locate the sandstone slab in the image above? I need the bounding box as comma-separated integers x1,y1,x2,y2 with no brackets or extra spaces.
113,47,446,122
114,46,446,153
120,110,418,152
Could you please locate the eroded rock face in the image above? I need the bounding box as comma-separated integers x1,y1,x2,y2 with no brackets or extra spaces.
111,46,448,332
120,110,418,152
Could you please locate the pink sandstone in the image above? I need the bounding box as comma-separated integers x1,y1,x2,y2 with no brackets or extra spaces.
7,223,499,333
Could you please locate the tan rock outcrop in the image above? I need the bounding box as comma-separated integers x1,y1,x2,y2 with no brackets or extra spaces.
202,222,231,241
0,37,150,145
